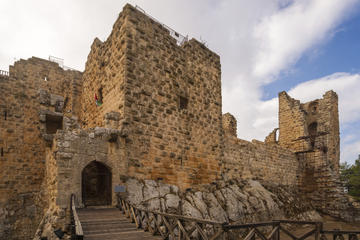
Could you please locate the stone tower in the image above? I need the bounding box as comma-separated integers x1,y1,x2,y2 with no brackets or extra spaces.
278,90,340,171
278,91,350,218
79,4,222,188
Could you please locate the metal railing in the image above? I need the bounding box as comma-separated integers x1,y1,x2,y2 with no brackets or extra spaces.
70,194,83,240
0,70,9,76
118,196,360,240
135,5,188,46
49,56,77,71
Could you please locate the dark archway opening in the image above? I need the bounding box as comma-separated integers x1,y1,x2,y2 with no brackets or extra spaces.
82,161,112,206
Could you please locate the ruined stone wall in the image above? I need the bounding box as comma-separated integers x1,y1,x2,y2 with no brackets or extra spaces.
0,58,82,239
222,135,299,186
223,113,237,137
278,91,340,169
276,91,360,221
278,91,308,152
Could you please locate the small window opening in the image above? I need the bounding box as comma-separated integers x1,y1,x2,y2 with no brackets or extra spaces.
179,96,188,110
308,122,318,148
309,101,318,115
45,114,63,134
321,146,328,154
44,76,48,81
4,110,7,120
1,147,3,157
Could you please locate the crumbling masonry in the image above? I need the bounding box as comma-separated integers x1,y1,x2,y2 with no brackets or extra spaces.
0,4,359,239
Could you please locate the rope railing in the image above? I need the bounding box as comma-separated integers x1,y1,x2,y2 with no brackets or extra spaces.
70,194,83,240
118,195,360,240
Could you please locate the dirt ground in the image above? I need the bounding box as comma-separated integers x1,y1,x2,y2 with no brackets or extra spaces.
280,214,360,240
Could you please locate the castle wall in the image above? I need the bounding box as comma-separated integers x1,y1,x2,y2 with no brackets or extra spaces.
122,6,222,188
222,135,299,186
79,12,128,128
48,125,124,208
278,91,340,170
278,91,308,152
2,4,359,239
277,91,360,221
0,58,82,239
78,4,222,189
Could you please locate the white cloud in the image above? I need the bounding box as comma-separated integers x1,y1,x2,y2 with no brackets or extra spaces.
253,0,357,81
287,73,360,124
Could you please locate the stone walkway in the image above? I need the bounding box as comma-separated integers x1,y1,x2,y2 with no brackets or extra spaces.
77,207,162,240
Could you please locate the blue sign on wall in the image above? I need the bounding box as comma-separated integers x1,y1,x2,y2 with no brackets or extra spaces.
115,185,126,193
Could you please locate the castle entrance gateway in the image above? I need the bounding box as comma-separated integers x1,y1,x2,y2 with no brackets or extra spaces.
82,161,112,206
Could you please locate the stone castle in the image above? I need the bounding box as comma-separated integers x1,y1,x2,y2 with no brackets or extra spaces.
0,4,359,239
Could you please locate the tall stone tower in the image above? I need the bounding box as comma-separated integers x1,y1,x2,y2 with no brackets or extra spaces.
278,91,349,218
278,90,340,171
79,4,222,188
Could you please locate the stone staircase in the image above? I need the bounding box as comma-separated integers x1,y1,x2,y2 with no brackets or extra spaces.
77,207,162,240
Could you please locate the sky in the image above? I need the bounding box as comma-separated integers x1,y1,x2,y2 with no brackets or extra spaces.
1,0,360,164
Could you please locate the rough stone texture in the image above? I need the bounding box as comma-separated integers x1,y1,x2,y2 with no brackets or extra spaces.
1,3,359,240
222,136,299,186
277,91,359,221
0,57,82,239
223,113,237,137
121,178,322,224
79,4,222,188
264,128,278,144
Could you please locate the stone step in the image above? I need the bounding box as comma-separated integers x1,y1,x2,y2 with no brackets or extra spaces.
82,223,135,232
84,230,158,240
77,207,161,240
81,219,130,225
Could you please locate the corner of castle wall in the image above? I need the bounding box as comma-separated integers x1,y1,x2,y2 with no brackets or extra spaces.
222,112,237,137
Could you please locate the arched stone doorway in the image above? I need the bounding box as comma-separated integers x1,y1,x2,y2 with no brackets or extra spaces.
82,161,112,206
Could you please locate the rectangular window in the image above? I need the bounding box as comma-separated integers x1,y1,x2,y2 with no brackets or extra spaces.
179,96,188,110
45,114,63,134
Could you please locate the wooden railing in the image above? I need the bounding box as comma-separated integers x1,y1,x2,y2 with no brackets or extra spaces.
321,230,360,240
224,220,322,240
118,196,360,240
70,194,83,240
119,198,226,239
